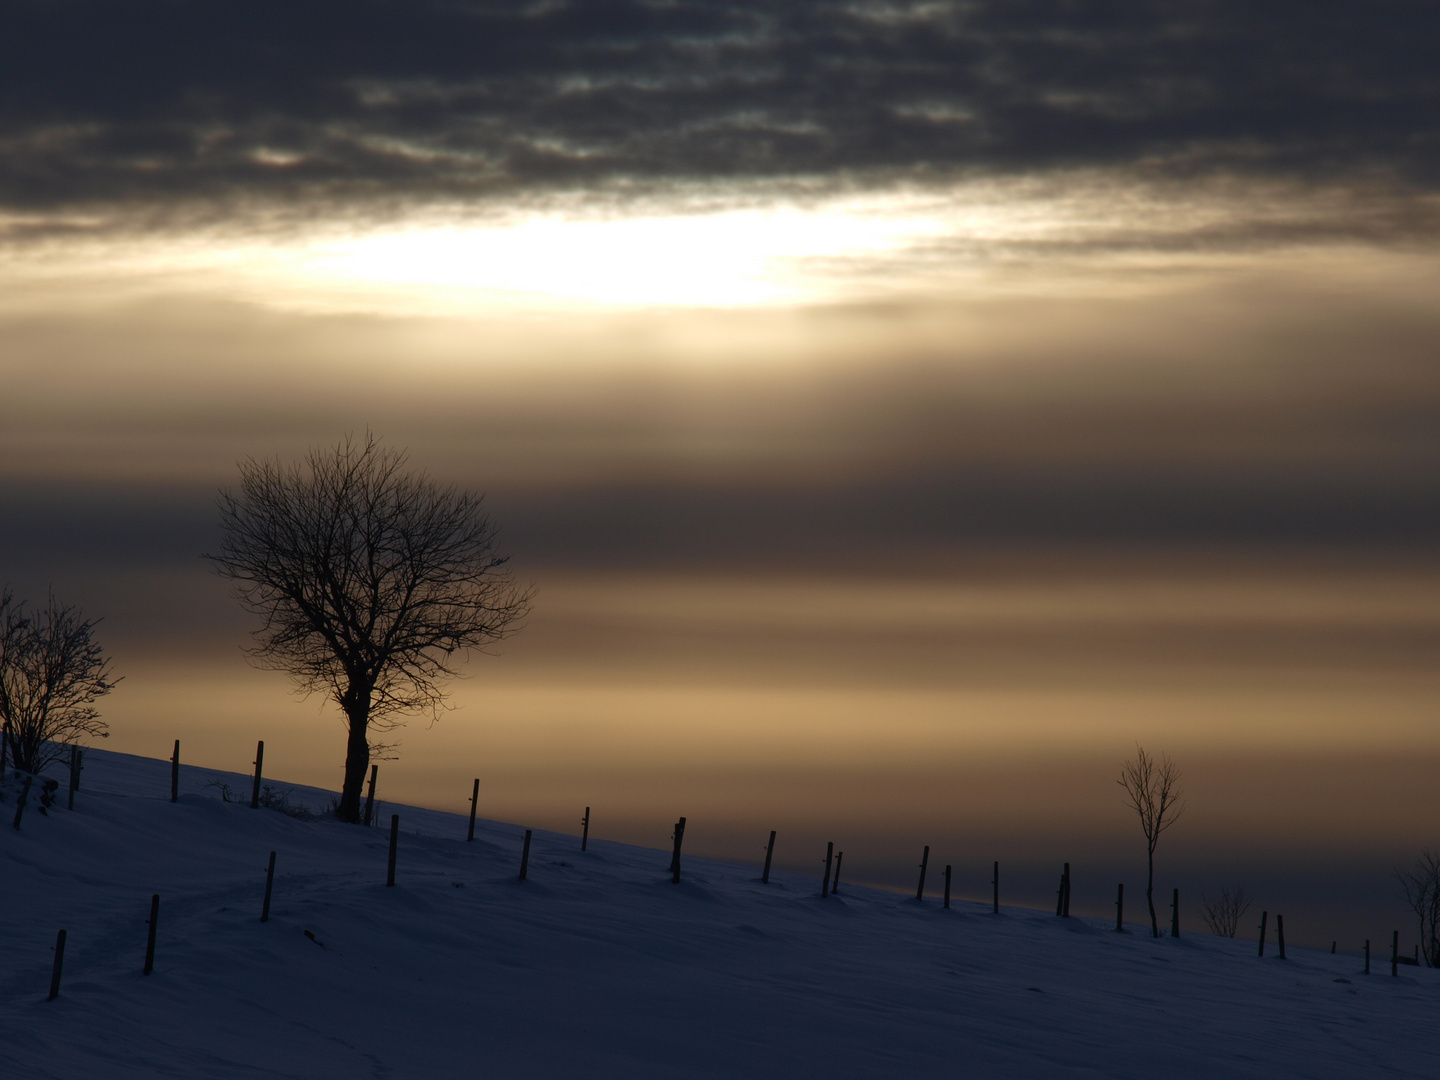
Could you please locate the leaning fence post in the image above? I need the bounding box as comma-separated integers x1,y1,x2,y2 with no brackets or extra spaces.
170,740,179,803
1171,888,1180,938
1392,930,1399,976
821,841,834,897
833,851,844,894
992,861,999,913
581,806,590,851
386,814,399,886
1276,913,1285,959
943,864,952,909
261,851,276,922
1257,911,1267,957
48,928,67,1000
519,828,533,881
249,741,264,809
1115,883,1124,931
916,845,929,901
363,764,378,827
762,830,776,883
467,778,479,841
669,817,686,884
143,894,160,974
12,774,32,830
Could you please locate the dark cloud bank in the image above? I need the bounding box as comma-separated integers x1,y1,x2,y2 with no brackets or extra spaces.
1,1,1436,214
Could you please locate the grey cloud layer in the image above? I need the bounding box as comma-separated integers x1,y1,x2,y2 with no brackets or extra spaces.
2,1,1436,212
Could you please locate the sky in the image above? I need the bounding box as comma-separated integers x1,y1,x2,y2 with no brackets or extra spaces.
2,1,1438,946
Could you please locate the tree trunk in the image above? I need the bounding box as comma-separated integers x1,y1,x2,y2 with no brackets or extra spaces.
1146,847,1159,937
336,687,372,823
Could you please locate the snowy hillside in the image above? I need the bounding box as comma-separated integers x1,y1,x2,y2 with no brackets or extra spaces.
2,748,1434,1079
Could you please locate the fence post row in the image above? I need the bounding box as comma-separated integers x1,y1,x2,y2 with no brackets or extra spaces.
762,830,776,884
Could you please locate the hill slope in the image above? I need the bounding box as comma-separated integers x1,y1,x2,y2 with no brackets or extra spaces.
2,749,1433,1079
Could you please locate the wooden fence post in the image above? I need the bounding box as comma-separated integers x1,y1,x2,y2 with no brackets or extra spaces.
519,828,533,881
1257,911,1267,957
67,745,79,810
833,851,844,894
1115,883,1124,931
669,818,686,884
261,851,276,922
992,861,999,914
12,775,32,830
1391,930,1399,976
581,806,590,851
943,864,952,909
386,814,399,886
1331,941,1336,954
1056,863,1071,917
48,928,67,1001
1276,913,1285,959
762,830,776,883
170,740,179,803
249,741,264,809
821,841,834,897
1171,888,1180,938
0,720,8,771
363,765,378,827
1364,939,1370,974
916,845,929,901
467,778,479,841
143,894,159,975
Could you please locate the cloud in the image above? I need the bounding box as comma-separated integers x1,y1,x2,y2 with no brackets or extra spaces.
1,1,1436,220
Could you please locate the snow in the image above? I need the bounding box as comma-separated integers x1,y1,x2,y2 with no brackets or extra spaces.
2,748,1434,1079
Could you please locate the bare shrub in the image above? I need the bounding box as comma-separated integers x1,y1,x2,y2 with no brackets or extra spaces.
1201,886,1253,937
0,590,119,775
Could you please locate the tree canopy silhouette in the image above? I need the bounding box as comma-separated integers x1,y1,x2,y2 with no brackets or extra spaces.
208,434,531,823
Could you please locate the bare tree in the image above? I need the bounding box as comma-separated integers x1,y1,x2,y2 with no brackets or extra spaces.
1118,745,1184,937
1201,886,1252,938
207,434,532,823
1396,851,1440,967
0,590,119,775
